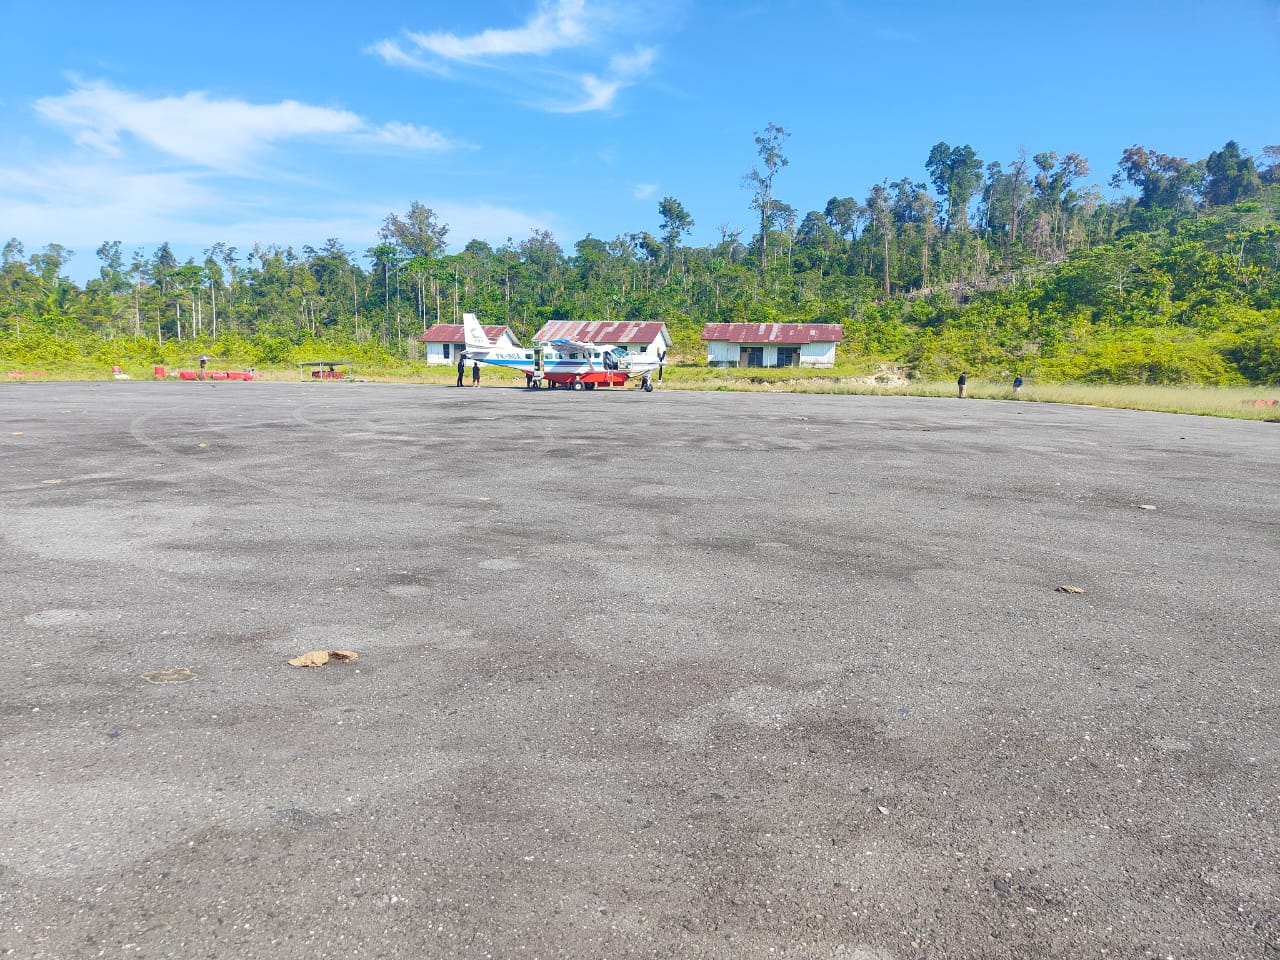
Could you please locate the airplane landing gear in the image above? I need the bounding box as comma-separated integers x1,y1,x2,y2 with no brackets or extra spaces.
571,380,585,391
642,374,654,393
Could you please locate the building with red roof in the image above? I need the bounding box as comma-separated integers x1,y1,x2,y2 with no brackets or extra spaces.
700,323,843,368
417,324,519,364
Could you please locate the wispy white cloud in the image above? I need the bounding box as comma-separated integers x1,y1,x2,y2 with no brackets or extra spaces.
0,155,556,281
544,44,656,113
34,81,465,173
406,0,592,61
633,182,657,199
371,2,666,113
358,121,471,152
364,39,450,76
609,46,656,76
549,75,623,114
0,160,223,247
4,81,493,281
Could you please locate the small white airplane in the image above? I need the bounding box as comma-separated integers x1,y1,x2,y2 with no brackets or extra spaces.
462,313,663,392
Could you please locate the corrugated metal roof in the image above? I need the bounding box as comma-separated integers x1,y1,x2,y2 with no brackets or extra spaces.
531,321,671,345
417,324,510,343
700,323,844,344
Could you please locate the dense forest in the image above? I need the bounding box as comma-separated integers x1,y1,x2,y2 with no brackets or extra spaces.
3,132,1278,384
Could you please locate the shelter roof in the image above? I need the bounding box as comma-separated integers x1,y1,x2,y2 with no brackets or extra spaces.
700,323,844,344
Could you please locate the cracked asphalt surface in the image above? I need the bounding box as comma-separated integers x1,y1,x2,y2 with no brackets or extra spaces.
2,381,1277,959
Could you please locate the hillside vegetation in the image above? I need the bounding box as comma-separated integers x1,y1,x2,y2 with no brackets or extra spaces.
2,136,1278,385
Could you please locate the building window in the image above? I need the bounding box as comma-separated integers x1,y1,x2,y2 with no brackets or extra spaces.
442,343,451,359
776,347,798,367
742,347,764,367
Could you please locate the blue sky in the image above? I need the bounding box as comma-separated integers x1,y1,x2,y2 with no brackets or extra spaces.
2,0,1278,283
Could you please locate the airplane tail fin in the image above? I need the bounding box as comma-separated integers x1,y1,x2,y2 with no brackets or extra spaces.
462,313,493,351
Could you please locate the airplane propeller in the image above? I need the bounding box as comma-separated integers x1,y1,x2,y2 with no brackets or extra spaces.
658,349,666,384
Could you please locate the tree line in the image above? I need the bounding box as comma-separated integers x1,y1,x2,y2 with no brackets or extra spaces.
2,134,1278,383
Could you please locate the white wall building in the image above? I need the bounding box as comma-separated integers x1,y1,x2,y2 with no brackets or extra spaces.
701,323,843,368
418,324,520,364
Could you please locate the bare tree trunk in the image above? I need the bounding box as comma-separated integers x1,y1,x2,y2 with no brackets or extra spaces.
882,230,890,297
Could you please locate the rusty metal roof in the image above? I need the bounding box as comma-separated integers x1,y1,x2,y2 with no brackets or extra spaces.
417,324,511,343
700,323,844,344
531,321,671,345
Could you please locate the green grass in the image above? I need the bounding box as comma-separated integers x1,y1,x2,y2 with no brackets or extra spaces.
6,360,1278,421
673,372,1280,421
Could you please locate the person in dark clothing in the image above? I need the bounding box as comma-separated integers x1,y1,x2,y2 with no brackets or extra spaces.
957,372,968,398
471,361,480,386
1012,375,1024,394
456,353,466,387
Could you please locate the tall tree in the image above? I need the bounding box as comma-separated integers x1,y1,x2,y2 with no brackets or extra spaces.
658,196,694,279
742,123,790,275
1204,140,1261,206
865,182,893,296
926,142,983,232
1031,151,1090,258
380,202,449,259
891,179,939,289
824,196,865,243
1261,146,1280,185
980,150,1032,247
1111,146,1202,211
94,241,128,294
365,243,400,343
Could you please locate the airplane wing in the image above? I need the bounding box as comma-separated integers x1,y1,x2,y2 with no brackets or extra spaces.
544,338,596,351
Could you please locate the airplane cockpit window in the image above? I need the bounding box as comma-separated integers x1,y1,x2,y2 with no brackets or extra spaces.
570,352,580,360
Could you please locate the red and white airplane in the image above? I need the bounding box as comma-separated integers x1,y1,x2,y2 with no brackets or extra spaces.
463,313,663,392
